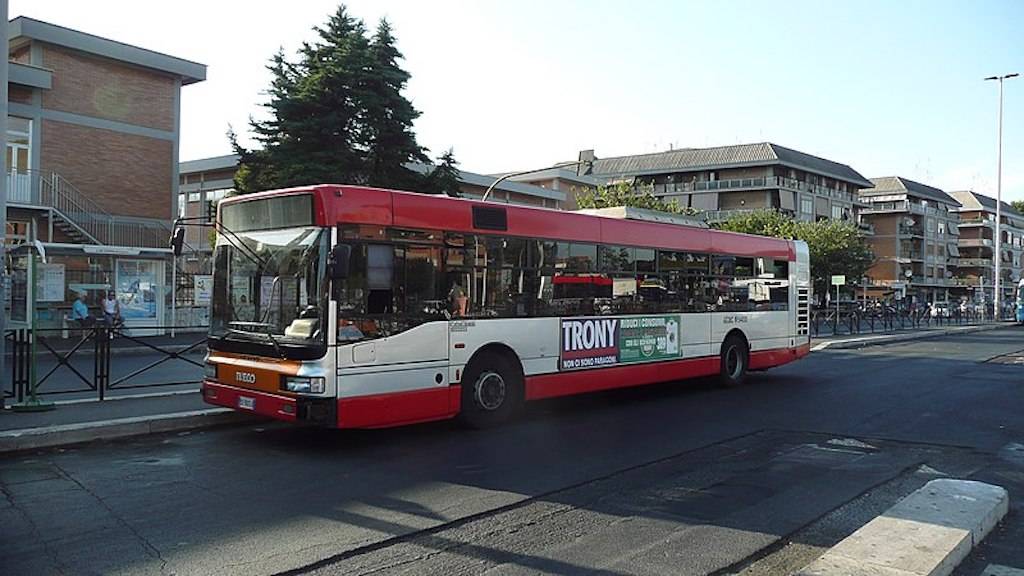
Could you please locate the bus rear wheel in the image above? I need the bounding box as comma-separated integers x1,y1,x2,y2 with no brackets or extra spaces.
459,352,522,429
719,334,749,387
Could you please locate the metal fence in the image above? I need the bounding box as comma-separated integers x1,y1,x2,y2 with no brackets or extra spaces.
810,308,1003,337
4,325,207,403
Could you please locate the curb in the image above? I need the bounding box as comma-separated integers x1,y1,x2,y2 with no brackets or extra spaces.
797,478,1009,576
812,323,1009,351
0,409,263,454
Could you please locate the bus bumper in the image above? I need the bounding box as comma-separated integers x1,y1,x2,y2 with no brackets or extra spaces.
202,380,338,427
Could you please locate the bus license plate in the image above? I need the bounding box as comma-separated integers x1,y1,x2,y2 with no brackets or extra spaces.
238,396,255,410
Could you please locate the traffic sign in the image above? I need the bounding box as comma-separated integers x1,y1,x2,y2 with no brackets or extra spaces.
831,275,846,286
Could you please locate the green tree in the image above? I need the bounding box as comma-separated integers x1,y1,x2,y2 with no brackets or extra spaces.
1011,199,1024,214
362,18,428,189
715,209,799,239
575,182,699,215
715,209,874,297
232,5,426,193
425,149,462,197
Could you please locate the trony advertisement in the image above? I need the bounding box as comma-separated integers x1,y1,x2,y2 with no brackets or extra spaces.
559,315,680,371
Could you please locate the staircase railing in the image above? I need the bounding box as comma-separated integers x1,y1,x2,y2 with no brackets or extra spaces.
10,169,171,248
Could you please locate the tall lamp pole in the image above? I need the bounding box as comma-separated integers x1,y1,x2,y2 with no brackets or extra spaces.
984,73,1018,320
481,160,592,202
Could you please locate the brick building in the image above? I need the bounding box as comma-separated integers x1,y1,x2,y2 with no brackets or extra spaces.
7,17,205,330
857,177,961,304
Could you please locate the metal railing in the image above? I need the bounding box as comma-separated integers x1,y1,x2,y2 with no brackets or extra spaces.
810,307,1009,337
7,169,172,248
647,176,859,204
4,325,207,402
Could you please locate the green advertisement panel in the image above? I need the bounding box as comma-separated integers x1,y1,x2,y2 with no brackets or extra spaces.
617,315,680,363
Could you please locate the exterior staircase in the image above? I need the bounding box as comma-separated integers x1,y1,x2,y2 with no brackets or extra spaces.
9,169,171,248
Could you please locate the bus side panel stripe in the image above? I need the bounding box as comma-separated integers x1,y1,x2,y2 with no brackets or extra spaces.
338,386,460,429
524,356,720,401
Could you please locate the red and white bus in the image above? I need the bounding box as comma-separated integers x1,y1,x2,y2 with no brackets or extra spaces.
200,185,811,428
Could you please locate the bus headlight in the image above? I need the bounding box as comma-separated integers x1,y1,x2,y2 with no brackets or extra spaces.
204,363,218,380
282,376,326,394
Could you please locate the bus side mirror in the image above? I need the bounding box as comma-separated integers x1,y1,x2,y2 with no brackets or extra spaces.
169,227,186,257
329,245,351,279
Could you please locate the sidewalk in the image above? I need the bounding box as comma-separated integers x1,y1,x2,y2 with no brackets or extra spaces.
811,321,1015,351
0,390,261,453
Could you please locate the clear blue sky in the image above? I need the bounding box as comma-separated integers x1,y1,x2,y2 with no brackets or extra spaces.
12,0,1024,201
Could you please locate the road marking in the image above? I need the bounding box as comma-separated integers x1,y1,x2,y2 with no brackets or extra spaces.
983,564,1024,576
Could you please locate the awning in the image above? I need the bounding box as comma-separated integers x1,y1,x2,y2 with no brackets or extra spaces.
814,197,829,216
779,190,796,211
691,192,718,211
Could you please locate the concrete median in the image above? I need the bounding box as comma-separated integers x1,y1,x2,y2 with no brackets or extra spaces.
0,408,262,453
797,478,1009,576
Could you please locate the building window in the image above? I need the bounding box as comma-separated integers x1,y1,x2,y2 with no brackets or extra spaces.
801,197,813,214
831,204,844,220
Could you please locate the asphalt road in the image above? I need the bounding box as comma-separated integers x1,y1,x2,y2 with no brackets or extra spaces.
1,328,1023,576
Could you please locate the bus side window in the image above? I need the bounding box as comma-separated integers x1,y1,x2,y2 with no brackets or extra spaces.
366,244,394,314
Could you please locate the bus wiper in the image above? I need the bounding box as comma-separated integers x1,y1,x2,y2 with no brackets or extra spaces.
227,323,285,359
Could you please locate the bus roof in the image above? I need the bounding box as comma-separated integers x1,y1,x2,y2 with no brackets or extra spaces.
222,184,796,261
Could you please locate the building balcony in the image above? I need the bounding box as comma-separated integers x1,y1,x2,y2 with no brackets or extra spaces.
648,176,860,205
959,238,993,248
903,253,925,261
958,218,994,228
907,276,956,286
860,200,951,218
957,258,991,268
701,207,797,223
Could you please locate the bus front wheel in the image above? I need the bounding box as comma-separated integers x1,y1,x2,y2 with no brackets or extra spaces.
459,352,522,428
719,334,749,387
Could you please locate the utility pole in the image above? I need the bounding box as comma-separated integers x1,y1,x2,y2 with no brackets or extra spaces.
984,73,1018,320
0,0,10,409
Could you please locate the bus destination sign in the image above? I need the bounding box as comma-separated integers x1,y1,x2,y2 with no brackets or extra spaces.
559,315,680,371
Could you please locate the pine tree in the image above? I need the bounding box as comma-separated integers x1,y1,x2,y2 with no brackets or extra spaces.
233,5,428,193
362,18,428,190
426,149,462,197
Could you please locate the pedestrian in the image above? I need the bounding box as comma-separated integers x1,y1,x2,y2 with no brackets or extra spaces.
102,291,121,336
69,292,94,329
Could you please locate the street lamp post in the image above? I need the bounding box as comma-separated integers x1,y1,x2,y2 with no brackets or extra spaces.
481,160,593,202
984,73,1018,320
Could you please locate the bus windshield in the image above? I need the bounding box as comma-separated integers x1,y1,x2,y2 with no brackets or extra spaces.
209,226,329,359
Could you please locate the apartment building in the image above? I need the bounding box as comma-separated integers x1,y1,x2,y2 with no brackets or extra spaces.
858,177,961,304
7,17,205,330
574,142,873,224
947,190,1024,306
